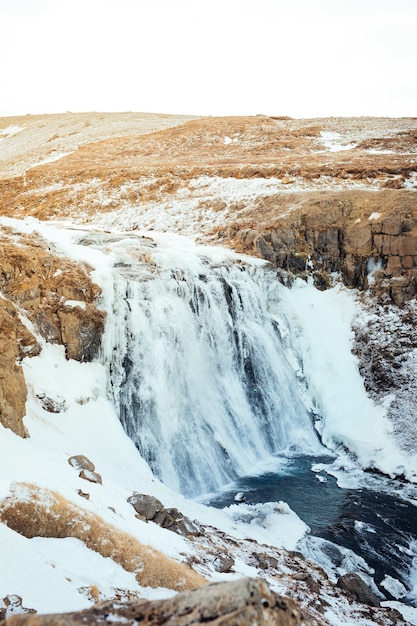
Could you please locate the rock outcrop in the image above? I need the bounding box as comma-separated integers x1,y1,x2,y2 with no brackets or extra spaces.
2,578,309,626
230,189,417,305
0,298,39,437
0,229,106,436
0,230,105,361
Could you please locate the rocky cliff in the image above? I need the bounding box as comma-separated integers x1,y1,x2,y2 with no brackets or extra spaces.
0,227,105,436
230,188,417,305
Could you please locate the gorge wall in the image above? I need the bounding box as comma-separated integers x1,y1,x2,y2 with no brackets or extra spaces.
228,189,417,305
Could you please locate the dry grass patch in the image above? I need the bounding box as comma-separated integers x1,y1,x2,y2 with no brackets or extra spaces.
0,484,205,591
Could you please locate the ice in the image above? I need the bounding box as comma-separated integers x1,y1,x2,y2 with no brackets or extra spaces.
222,502,308,551
277,279,417,481
380,574,408,599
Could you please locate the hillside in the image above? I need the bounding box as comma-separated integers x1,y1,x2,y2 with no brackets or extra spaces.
1,112,417,626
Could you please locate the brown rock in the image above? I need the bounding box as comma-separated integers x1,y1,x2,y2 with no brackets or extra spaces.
398,234,417,257
213,554,235,572
337,573,381,607
386,256,402,275
5,578,310,626
0,299,39,437
57,305,105,362
380,219,404,236
79,469,102,485
127,493,200,536
344,225,372,256
127,493,164,520
68,455,96,473
401,255,415,269
0,231,105,364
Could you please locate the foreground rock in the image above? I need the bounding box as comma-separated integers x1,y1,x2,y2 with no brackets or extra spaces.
3,578,309,626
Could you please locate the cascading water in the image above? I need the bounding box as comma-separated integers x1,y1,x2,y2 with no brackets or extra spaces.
99,233,323,497
81,229,417,610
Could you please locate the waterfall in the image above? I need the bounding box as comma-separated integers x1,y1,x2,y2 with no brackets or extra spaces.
99,234,323,497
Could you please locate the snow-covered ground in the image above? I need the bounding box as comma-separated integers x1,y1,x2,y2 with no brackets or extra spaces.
1,217,417,624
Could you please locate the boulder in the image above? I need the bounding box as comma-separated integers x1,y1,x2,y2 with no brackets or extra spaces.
79,469,102,485
127,493,164,520
4,578,310,626
36,393,67,414
68,455,102,484
336,573,381,607
127,493,200,536
68,455,96,473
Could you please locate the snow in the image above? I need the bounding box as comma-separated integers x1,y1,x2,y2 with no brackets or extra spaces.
221,502,309,551
404,172,417,189
366,149,395,155
0,325,309,612
64,300,87,309
27,151,74,170
319,131,356,152
0,524,90,614
380,574,408,599
382,602,417,625
0,339,192,612
0,125,23,139
0,220,311,612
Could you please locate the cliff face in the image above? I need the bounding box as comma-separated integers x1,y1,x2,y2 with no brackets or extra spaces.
0,228,105,436
230,189,417,305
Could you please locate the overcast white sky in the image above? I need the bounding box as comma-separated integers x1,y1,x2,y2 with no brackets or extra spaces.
0,0,416,118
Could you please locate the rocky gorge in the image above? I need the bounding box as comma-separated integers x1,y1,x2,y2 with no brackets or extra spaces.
0,112,417,625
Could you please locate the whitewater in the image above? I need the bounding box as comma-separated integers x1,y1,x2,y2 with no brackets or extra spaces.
1,217,417,623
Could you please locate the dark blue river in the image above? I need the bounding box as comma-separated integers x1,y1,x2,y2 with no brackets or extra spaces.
207,455,417,606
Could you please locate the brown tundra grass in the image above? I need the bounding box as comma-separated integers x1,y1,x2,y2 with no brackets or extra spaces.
0,483,205,591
